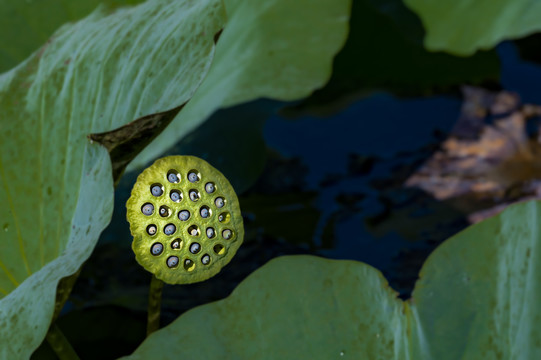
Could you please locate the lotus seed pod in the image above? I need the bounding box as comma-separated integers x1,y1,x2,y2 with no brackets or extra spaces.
127,155,244,285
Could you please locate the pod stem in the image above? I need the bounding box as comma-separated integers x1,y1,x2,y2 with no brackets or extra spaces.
147,274,164,336
46,323,80,360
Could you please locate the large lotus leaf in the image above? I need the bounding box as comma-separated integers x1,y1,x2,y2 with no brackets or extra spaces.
125,200,541,359
0,0,145,74
0,0,225,357
284,0,500,115
410,200,541,358
130,0,352,169
403,0,541,55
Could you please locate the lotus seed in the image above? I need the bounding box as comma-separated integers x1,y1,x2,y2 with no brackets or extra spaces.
206,227,215,238
200,206,210,218
188,226,199,236
215,197,225,208
167,171,179,183
218,214,224,222
159,206,169,217
189,242,201,254
184,259,194,270
188,171,199,182
189,190,199,202
170,190,181,202
151,243,163,256
222,229,232,240
171,239,181,249
178,210,190,221
205,182,215,193
201,254,210,265
167,256,179,268
147,225,157,236
151,184,163,197
141,203,154,216
164,224,176,235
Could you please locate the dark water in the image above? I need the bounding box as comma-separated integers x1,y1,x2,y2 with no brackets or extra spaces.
261,94,463,291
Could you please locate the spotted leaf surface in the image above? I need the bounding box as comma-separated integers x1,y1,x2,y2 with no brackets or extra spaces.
127,156,244,284
403,0,541,55
125,201,541,359
0,0,225,357
130,0,352,169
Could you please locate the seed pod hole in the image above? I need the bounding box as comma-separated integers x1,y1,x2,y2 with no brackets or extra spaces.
187,225,200,236
200,206,211,219
171,238,182,250
214,197,225,208
187,170,200,183
159,205,171,217
167,170,180,184
146,224,157,236
201,254,211,265
189,189,200,202
167,256,179,268
205,182,216,194
218,212,230,223
178,210,190,221
141,203,154,216
170,190,182,203
184,259,195,272
206,227,215,239
213,244,225,255
222,229,233,240
164,223,176,235
150,184,164,197
189,242,201,254
150,243,164,256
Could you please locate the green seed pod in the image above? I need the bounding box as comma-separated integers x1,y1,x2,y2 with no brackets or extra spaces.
127,156,244,284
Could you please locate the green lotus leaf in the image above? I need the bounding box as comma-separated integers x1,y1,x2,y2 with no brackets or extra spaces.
0,0,145,74
0,0,225,357
129,0,352,169
284,0,500,115
403,0,541,55
124,200,541,359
